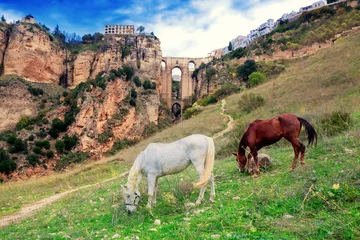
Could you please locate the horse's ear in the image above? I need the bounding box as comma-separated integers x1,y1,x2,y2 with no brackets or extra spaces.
232,152,238,157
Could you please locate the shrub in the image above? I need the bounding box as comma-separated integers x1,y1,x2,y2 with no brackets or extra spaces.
320,111,352,136
46,150,54,158
213,83,241,100
238,93,265,113
130,88,137,99
142,122,158,138
35,140,51,150
55,152,90,170
197,94,217,106
28,135,35,141
0,148,17,175
33,146,43,155
129,98,137,107
98,130,114,144
36,130,47,139
26,153,39,167
49,118,67,138
62,134,79,151
55,140,65,153
248,72,266,87
183,106,203,119
142,79,156,90
6,135,16,145
107,138,137,155
27,86,44,96
123,64,135,81
16,116,31,130
133,76,142,87
8,138,28,154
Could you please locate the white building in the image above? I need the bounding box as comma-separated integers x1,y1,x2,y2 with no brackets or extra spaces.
300,1,326,12
104,25,134,35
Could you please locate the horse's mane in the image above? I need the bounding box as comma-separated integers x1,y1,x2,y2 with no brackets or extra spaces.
237,132,248,156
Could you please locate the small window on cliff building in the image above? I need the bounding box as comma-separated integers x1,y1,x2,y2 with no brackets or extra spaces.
161,61,166,71
188,62,195,71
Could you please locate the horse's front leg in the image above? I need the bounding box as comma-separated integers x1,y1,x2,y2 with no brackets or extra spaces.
146,174,157,209
250,149,259,178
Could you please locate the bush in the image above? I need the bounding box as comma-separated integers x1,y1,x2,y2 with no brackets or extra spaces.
213,83,241,100
46,150,54,158
123,64,135,81
26,153,39,167
35,140,51,150
142,122,157,138
8,138,28,154
183,106,203,119
33,146,42,154
28,135,35,141
248,72,266,87
27,86,44,96
238,93,265,113
129,98,137,107
197,94,217,106
55,152,90,170
16,116,32,130
98,130,114,144
107,138,137,155
133,76,142,87
130,88,137,99
49,118,67,138
0,148,17,175
55,140,65,153
320,111,352,136
142,79,156,90
62,134,79,151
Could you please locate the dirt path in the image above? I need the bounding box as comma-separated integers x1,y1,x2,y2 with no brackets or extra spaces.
0,171,128,228
0,100,233,228
213,99,236,139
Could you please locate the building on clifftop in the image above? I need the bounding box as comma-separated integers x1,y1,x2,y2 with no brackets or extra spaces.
104,25,134,35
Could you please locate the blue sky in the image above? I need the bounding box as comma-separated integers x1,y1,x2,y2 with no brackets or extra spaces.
0,0,318,57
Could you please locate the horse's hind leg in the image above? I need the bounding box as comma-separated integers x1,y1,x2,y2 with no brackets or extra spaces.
209,173,215,202
288,138,304,170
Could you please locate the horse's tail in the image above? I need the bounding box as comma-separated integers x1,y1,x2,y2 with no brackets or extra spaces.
193,137,215,188
297,117,317,146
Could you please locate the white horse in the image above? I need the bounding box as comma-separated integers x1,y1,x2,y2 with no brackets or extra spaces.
122,134,215,214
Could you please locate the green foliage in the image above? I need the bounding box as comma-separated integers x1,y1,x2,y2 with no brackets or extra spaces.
197,94,217,106
49,118,67,138
130,88,137,99
129,98,137,107
106,138,137,155
26,153,39,167
62,134,79,151
121,46,132,61
142,79,156,90
35,140,51,150
123,64,134,81
27,86,44,96
319,111,352,136
108,108,129,126
33,146,42,155
98,130,114,144
238,92,265,113
212,83,241,100
55,152,90,170
28,135,35,141
228,41,233,51
237,60,257,81
256,61,286,79
16,116,31,130
0,148,17,175
132,76,142,87
248,72,266,87
142,122,158,138
55,140,65,153
183,106,203,119
46,150,54,158
8,138,27,154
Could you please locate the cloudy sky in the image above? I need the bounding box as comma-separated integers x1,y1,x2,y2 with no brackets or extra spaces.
0,0,319,57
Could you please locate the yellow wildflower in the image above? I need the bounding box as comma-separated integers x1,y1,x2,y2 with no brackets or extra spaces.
332,183,340,190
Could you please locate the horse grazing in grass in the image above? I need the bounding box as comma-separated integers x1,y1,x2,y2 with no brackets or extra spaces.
122,134,215,214
233,113,317,178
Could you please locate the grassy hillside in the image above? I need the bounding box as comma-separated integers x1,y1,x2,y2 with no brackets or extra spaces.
1,29,360,239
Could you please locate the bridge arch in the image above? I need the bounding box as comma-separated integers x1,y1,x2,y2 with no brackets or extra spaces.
160,56,212,107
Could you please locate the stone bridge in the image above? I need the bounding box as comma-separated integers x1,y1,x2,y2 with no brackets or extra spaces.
159,56,212,108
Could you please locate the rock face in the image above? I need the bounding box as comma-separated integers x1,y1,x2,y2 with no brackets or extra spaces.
3,23,66,83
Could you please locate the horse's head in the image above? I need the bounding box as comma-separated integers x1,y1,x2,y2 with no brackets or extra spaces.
232,152,247,173
121,185,141,215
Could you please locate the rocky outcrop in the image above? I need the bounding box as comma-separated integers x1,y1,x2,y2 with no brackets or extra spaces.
3,23,66,83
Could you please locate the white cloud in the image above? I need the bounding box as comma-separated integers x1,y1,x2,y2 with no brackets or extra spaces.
146,0,320,57
0,6,23,23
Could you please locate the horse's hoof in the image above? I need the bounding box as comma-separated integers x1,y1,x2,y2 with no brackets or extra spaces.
289,167,294,171
209,196,215,203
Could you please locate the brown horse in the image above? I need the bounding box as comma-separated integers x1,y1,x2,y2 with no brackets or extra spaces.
233,113,317,177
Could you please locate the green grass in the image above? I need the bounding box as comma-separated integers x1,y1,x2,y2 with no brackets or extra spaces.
0,129,359,239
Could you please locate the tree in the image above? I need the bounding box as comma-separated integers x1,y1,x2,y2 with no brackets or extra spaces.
137,26,145,34
53,25,66,44
248,72,265,87
93,32,104,43
236,60,257,81
82,34,94,43
1,15,5,22
228,41,233,51
205,67,217,94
